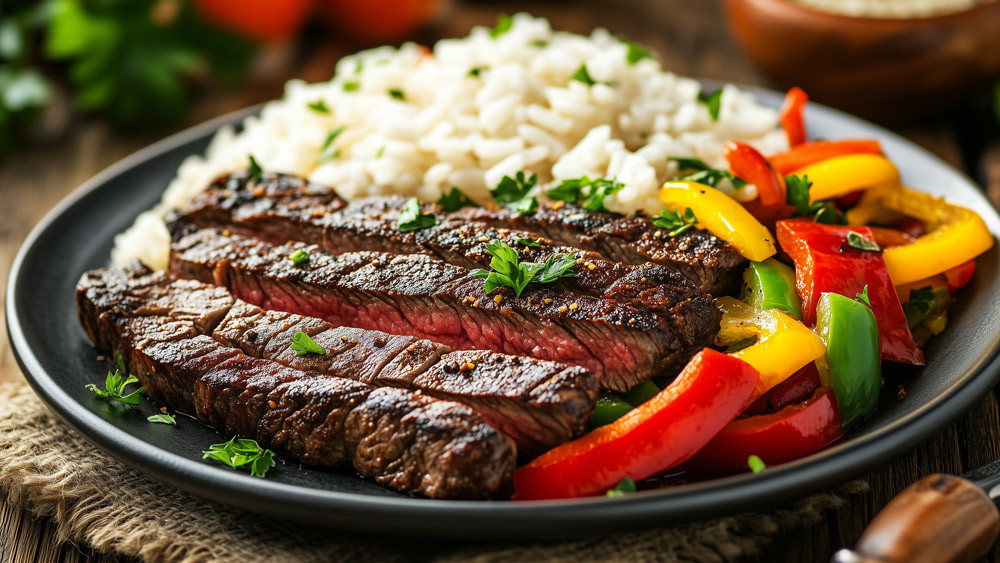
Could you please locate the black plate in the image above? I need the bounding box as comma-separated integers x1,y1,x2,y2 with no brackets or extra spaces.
8,91,1000,540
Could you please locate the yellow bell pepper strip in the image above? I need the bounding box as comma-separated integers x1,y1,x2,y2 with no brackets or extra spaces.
715,296,826,398
794,154,901,203
659,181,777,261
873,187,993,286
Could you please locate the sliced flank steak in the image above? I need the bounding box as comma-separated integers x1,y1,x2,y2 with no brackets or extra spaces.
175,171,744,295
77,263,516,499
168,228,719,392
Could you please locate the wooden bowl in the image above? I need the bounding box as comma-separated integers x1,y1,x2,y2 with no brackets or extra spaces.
725,0,1000,121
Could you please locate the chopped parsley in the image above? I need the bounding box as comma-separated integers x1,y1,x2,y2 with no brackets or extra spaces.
376,146,385,158
529,39,548,48
86,352,143,405
468,66,489,77
388,88,406,101
846,231,882,253
651,207,699,237
490,172,538,214
307,99,330,114
856,285,872,308
436,187,478,212
571,64,598,86
621,38,652,65
697,89,723,121
342,81,359,92
470,240,575,297
288,249,310,265
490,14,513,39
606,477,637,497
517,238,540,247
902,286,938,328
548,176,624,213
318,126,346,164
747,455,767,474
147,414,176,426
397,197,437,232
785,174,844,225
247,155,263,183
290,331,327,356
203,437,276,478
668,157,746,189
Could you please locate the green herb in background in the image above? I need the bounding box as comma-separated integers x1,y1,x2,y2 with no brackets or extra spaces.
288,248,310,265
86,364,143,406
620,38,651,65
436,187,478,212
468,65,489,77
307,99,330,114
606,477,637,497
490,14,513,39
247,155,263,182
290,331,327,356
45,0,253,128
203,437,276,478
470,240,575,297
571,64,597,86
0,1,53,158
548,176,624,213
651,207,699,237
388,88,405,101
668,157,747,189
698,88,723,121
342,81,359,92
397,197,437,232
491,172,538,214
318,126,345,163
846,231,882,253
147,413,176,426
785,174,845,225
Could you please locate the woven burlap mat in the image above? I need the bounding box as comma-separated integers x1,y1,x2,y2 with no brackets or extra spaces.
0,381,865,562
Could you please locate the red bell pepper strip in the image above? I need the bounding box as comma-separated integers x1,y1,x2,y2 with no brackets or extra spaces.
769,139,883,176
769,362,821,412
513,349,759,500
779,87,809,147
776,219,924,365
724,140,787,207
944,260,976,292
868,226,917,248
685,387,842,473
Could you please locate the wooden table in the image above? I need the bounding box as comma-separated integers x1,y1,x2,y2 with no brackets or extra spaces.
2,1,999,561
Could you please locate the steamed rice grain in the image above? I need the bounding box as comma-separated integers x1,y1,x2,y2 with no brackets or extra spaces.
112,14,787,269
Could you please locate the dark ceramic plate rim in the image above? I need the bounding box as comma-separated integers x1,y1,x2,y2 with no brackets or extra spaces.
8,90,1000,539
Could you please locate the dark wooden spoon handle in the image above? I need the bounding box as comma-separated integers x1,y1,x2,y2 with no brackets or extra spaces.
832,474,1000,563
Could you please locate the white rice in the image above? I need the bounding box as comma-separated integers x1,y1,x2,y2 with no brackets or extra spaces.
112,13,788,270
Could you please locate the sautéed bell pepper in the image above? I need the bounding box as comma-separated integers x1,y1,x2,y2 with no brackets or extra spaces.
723,141,786,207
587,393,633,430
873,187,993,286
815,292,881,428
769,139,883,176
659,181,777,261
740,258,803,319
513,349,758,500
686,387,842,473
715,297,825,398
795,154,901,203
779,87,808,147
776,220,923,365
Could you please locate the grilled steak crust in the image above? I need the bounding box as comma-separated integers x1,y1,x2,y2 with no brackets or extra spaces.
170,228,718,391
175,172,742,296
213,301,596,457
76,264,516,498
452,204,747,295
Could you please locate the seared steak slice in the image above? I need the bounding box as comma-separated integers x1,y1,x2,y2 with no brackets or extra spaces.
170,229,718,391
214,301,597,456
175,172,741,296
77,264,516,499
452,204,747,295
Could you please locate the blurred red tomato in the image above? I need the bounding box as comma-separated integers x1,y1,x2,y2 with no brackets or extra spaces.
320,0,446,43
194,0,314,42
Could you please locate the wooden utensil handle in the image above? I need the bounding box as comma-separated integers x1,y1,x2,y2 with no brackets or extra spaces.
833,474,999,563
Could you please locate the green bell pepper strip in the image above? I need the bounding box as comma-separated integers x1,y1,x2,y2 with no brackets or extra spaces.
740,259,803,319
622,380,660,407
586,393,633,430
815,292,881,428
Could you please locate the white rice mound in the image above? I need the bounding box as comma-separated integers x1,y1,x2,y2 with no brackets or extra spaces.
113,13,788,270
